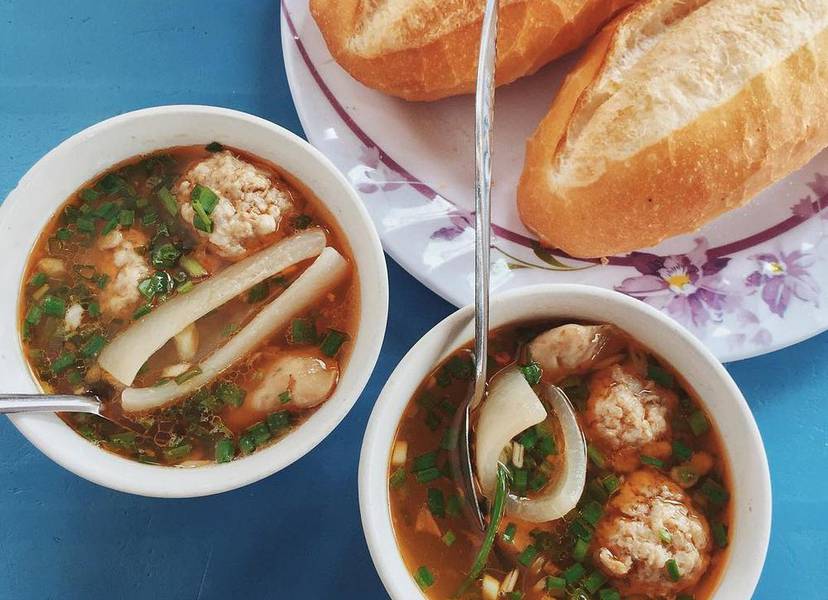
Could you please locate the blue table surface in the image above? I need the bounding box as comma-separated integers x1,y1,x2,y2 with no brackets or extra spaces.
1,2,826,598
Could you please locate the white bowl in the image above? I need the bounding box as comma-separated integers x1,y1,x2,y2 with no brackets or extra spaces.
360,284,771,599
0,105,389,497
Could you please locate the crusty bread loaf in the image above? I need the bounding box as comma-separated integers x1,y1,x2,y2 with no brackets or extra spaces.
309,0,635,101
518,0,828,258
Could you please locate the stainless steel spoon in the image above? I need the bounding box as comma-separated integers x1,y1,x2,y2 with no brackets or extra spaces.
450,0,499,532
0,393,147,435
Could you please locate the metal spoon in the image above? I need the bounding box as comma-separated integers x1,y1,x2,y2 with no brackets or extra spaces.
0,393,147,435
450,0,499,532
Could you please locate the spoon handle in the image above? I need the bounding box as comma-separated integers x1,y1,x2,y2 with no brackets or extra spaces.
0,394,102,414
473,0,498,407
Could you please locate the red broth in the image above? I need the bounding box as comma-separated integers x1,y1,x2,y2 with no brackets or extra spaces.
19,144,358,466
388,321,731,600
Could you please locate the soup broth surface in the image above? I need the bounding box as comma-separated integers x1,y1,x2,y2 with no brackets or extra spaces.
19,144,358,466
389,322,731,600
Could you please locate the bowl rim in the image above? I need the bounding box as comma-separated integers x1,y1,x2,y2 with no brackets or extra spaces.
359,283,771,600
0,104,389,497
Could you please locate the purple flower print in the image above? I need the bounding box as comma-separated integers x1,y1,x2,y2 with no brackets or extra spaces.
353,147,404,194
431,211,473,241
792,196,819,219
745,250,820,317
616,238,737,329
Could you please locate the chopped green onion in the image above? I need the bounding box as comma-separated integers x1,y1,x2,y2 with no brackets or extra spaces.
572,537,590,562
180,255,208,278
158,187,178,216
41,295,66,317
688,410,710,436
93,201,118,220
238,433,256,455
587,444,606,469
441,530,456,547
247,422,271,445
56,227,72,241
215,381,246,407
177,281,194,294
25,305,43,326
699,478,730,505
278,390,291,404
712,521,729,548
427,488,445,518
266,411,292,433
28,272,47,288
671,465,700,487
445,355,474,380
320,329,348,357
659,528,673,544
456,464,508,596
648,362,675,388
132,303,152,320
289,318,317,344
415,467,441,484
191,202,212,233
672,440,693,462
191,184,219,214
80,334,107,358
599,590,621,600
587,478,609,503
389,467,406,489
246,281,269,303
215,438,235,463
118,209,135,227
519,361,542,385
87,302,101,318
164,443,192,461
641,454,665,469
51,352,75,374
93,273,110,289
80,188,100,202
665,558,681,581
101,217,119,236
446,494,462,517
502,522,517,543
109,432,137,449
205,141,224,153
517,544,539,567
512,468,528,495
174,367,202,385
563,563,586,585
98,173,124,193
568,518,593,542
151,243,181,269
583,571,606,594
518,426,539,450
414,566,434,590
528,471,549,492
546,576,566,591
581,500,604,526
412,451,437,472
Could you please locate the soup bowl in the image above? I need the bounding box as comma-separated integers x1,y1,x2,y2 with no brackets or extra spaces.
359,284,770,599
0,105,388,497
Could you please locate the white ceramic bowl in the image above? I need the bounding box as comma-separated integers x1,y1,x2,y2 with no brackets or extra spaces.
0,105,388,497
360,284,771,599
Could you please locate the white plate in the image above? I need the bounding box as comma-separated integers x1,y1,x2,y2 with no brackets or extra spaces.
280,1,828,362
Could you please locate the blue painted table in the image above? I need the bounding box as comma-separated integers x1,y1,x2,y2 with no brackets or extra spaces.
0,2,825,598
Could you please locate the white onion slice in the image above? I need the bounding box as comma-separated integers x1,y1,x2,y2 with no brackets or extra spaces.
505,385,587,522
120,247,348,413
475,367,547,498
99,229,327,386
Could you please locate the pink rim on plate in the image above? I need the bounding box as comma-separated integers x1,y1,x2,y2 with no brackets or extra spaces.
279,0,828,362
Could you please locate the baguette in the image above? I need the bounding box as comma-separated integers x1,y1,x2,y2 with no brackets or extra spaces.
518,0,828,258
309,0,635,101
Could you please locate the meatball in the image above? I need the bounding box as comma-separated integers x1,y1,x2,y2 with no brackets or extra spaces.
97,229,151,319
585,364,676,471
248,353,338,411
177,151,292,259
527,324,625,382
594,470,711,597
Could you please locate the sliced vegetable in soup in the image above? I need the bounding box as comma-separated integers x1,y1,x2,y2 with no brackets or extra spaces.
19,144,358,466
389,322,731,600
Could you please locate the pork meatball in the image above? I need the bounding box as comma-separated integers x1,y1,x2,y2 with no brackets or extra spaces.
527,324,625,382
594,470,711,598
177,151,292,259
249,352,338,411
585,364,676,471
96,229,151,319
